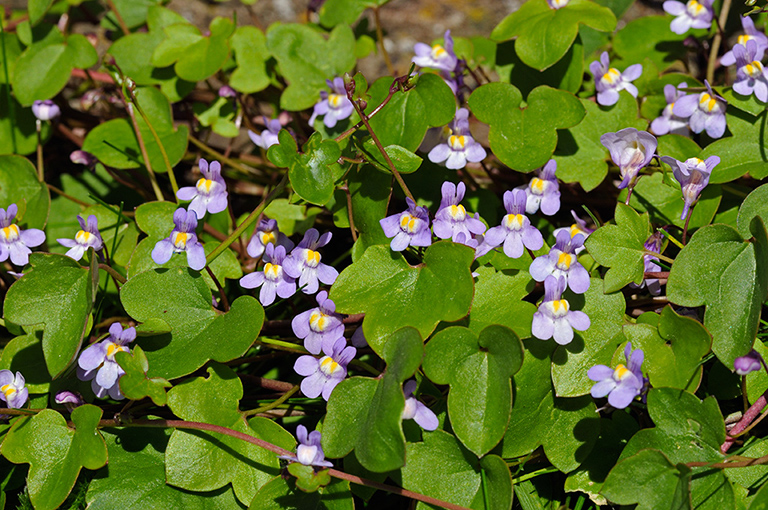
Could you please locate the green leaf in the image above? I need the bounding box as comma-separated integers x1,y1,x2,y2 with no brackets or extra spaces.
491,0,616,70
737,183,768,239
496,36,585,95
0,329,50,394
329,242,475,354
723,87,768,117
358,139,423,175
585,203,651,292
193,96,239,138
554,93,643,191
0,155,50,229
401,430,513,510
102,0,161,30
262,199,322,237
87,426,245,509
667,219,768,367
287,463,332,493
266,24,356,110
623,306,711,391
115,345,171,405
323,327,423,472
165,363,295,505
365,73,456,152
4,253,97,378
28,0,54,25
701,110,768,183
134,201,178,238
750,482,768,510
602,449,692,510
467,266,535,340
152,17,235,82
612,16,689,71
502,340,599,472
268,131,342,206
469,83,584,171
249,476,354,510
423,325,523,456
1,406,107,510
120,268,264,380
348,165,391,260
319,0,386,27
229,26,270,94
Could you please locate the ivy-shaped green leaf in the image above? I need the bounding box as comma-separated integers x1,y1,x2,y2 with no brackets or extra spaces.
348,165,391,260
467,266,535,340
229,26,270,94
612,16,689,71
165,363,295,506
152,17,235,82
287,463,332,493
491,0,616,70
423,325,523,456
469,83,585,171
0,155,50,229
700,109,768,183
585,203,651,293
1,405,107,510
115,345,171,406
249,476,354,510
193,96,239,138
357,138,423,175
329,242,475,354
318,0,386,27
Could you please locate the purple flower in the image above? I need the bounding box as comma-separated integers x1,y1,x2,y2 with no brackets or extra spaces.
588,342,646,409
650,84,690,136
734,350,765,375
280,425,333,468
246,218,294,259
428,108,487,170
294,337,355,401
412,30,458,72
432,181,486,242
552,211,595,252
240,243,296,306
218,85,236,98
600,128,657,190
77,323,136,400
54,391,85,412
660,155,719,219
402,380,438,431
523,159,560,215
733,40,768,102
176,159,228,219
248,117,282,150
721,16,768,66
662,0,714,34
380,198,432,251
57,214,103,261
529,230,590,294
673,80,727,139
483,189,543,258
308,77,354,128
0,204,45,267
0,370,28,409
547,0,569,8
350,326,368,348
284,229,339,295
32,100,60,121
631,231,665,295
151,208,206,271
532,276,590,345
292,290,344,355
70,150,97,167
589,52,642,106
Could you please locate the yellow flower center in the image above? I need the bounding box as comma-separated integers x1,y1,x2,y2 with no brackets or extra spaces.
328,94,344,108
698,93,720,113
530,177,546,195
310,311,329,332
686,0,704,15
259,231,277,246
738,34,755,45
549,299,570,318
264,262,281,280
745,60,764,78
502,213,525,230
569,224,587,238
1,224,19,242
601,68,621,86
550,0,569,7
320,356,341,376
449,204,466,221
305,249,321,268
556,251,575,270
431,44,447,60
196,178,214,194
400,213,422,234
173,232,189,250
613,364,632,381
75,230,92,244
448,135,467,150
106,342,128,361
1,384,16,399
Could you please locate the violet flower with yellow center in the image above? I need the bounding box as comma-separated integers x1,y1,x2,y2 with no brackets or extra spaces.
673,80,726,138
240,243,296,306
58,214,103,261
77,323,136,400
380,198,432,251
428,108,486,170
292,290,345,355
733,40,768,102
247,218,294,259
0,370,28,409
663,0,713,34
651,83,690,136
660,155,719,220
522,159,560,215
589,52,642,106
308,77,354,128
600,128,657,190
294,337,356,401
433,181,486,241
721,16,768,66
176,158,228,220
529,230,590,294
484,189,543,258
279,425,333,468
588,342,646,409
0,203,45,267
284,228,338,295
412,30,459,72
532,276,590,345
151,208,206,271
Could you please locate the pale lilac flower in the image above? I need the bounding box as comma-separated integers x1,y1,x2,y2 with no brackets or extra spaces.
247,218,294,259
529,230,590,294
412,30,458,72
380,198,432,251
176,159,228,219
484,189,543,259
218,85,236,98
631,231,665,296
663,0,714,34
240,243,296,306
294,337,356,401
284,229,338,295
532,276,590,345
660,155,719,219
733,40,768,102
248,117,282,150
650,84,690,136
547,0,569,8
721,16,768,66
589,52,642,106
32,100,60,121
151,208,206,271
673,80,726,138
0,204,45,267
402,380,438,431
588,342,646,409
523,159,560,215
350,327,368,348
428,108,487,170
0,370,28,409
77,323,136,400
600,128,657,190
292,291,344,355
57,214,103,261
308,77,354,128
54,391,85,412
70,150,97,167
432,181,486,241
552,211,595,252
279,425,333,468
735,350,766,375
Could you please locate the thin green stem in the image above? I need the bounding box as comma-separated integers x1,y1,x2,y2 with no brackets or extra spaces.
707,0,732,84
99,264,127,284
257,337,306,353
188,134,266,181
124,102,164,202
35,120,44,182
242,385,300,416
129,90,179,198
510,466,560,484
48,184,88,207
661,228,685,250
373,7,394,75
644,250,674,265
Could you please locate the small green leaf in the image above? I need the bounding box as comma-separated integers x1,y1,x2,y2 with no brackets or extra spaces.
612,16,689,71
28,0,54,25
116,346,171,405
329,242,475,354
1,406,107,510
249,476,354,510
319,0,386,27
0,155,50,229
467,266,535,340
229,26,270,94
134,201,178,238
287,463,332,493
152,17,235,82
701,110,768,182
737,182,768,239
193,96,239,138
348,165,391,260
469,83,585,171
0,329,49,394
585,203,651,293
358,139,423,175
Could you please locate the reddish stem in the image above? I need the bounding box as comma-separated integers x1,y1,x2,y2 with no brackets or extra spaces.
722,388,768,453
